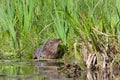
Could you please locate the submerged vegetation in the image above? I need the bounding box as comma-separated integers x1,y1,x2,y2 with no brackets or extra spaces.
0,0,120,69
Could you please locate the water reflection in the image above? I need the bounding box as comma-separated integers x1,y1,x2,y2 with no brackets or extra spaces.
0,60,120,80
34,60,66,80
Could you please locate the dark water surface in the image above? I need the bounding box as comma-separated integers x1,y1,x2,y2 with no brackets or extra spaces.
0,60,120,80
0,59,71,80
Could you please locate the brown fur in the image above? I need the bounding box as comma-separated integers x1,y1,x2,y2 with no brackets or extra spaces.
34,39,61,59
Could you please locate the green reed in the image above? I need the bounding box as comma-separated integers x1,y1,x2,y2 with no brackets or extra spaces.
62,0,120,64
0,0,18,58
0,0,120,61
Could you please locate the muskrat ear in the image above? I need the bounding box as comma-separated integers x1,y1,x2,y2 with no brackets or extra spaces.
57,38,61,41
56,38,61,42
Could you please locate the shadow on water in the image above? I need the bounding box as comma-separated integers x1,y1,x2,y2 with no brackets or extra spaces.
0,60,120,80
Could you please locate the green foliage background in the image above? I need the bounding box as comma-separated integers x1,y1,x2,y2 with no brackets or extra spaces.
0,0,120,60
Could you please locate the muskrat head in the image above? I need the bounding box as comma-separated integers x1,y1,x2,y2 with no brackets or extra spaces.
43,39,61,51
42,39,61,59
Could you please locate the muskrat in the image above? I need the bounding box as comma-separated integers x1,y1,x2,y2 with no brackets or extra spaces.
34,39,61,59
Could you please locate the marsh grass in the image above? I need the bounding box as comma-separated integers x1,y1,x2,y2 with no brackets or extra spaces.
0,0,120,68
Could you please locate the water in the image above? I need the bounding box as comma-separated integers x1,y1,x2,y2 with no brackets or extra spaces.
0,60,120,80
0,59,68,80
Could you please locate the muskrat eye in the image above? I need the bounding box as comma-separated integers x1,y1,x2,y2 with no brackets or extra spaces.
40,55,43,58
40,53,45,58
